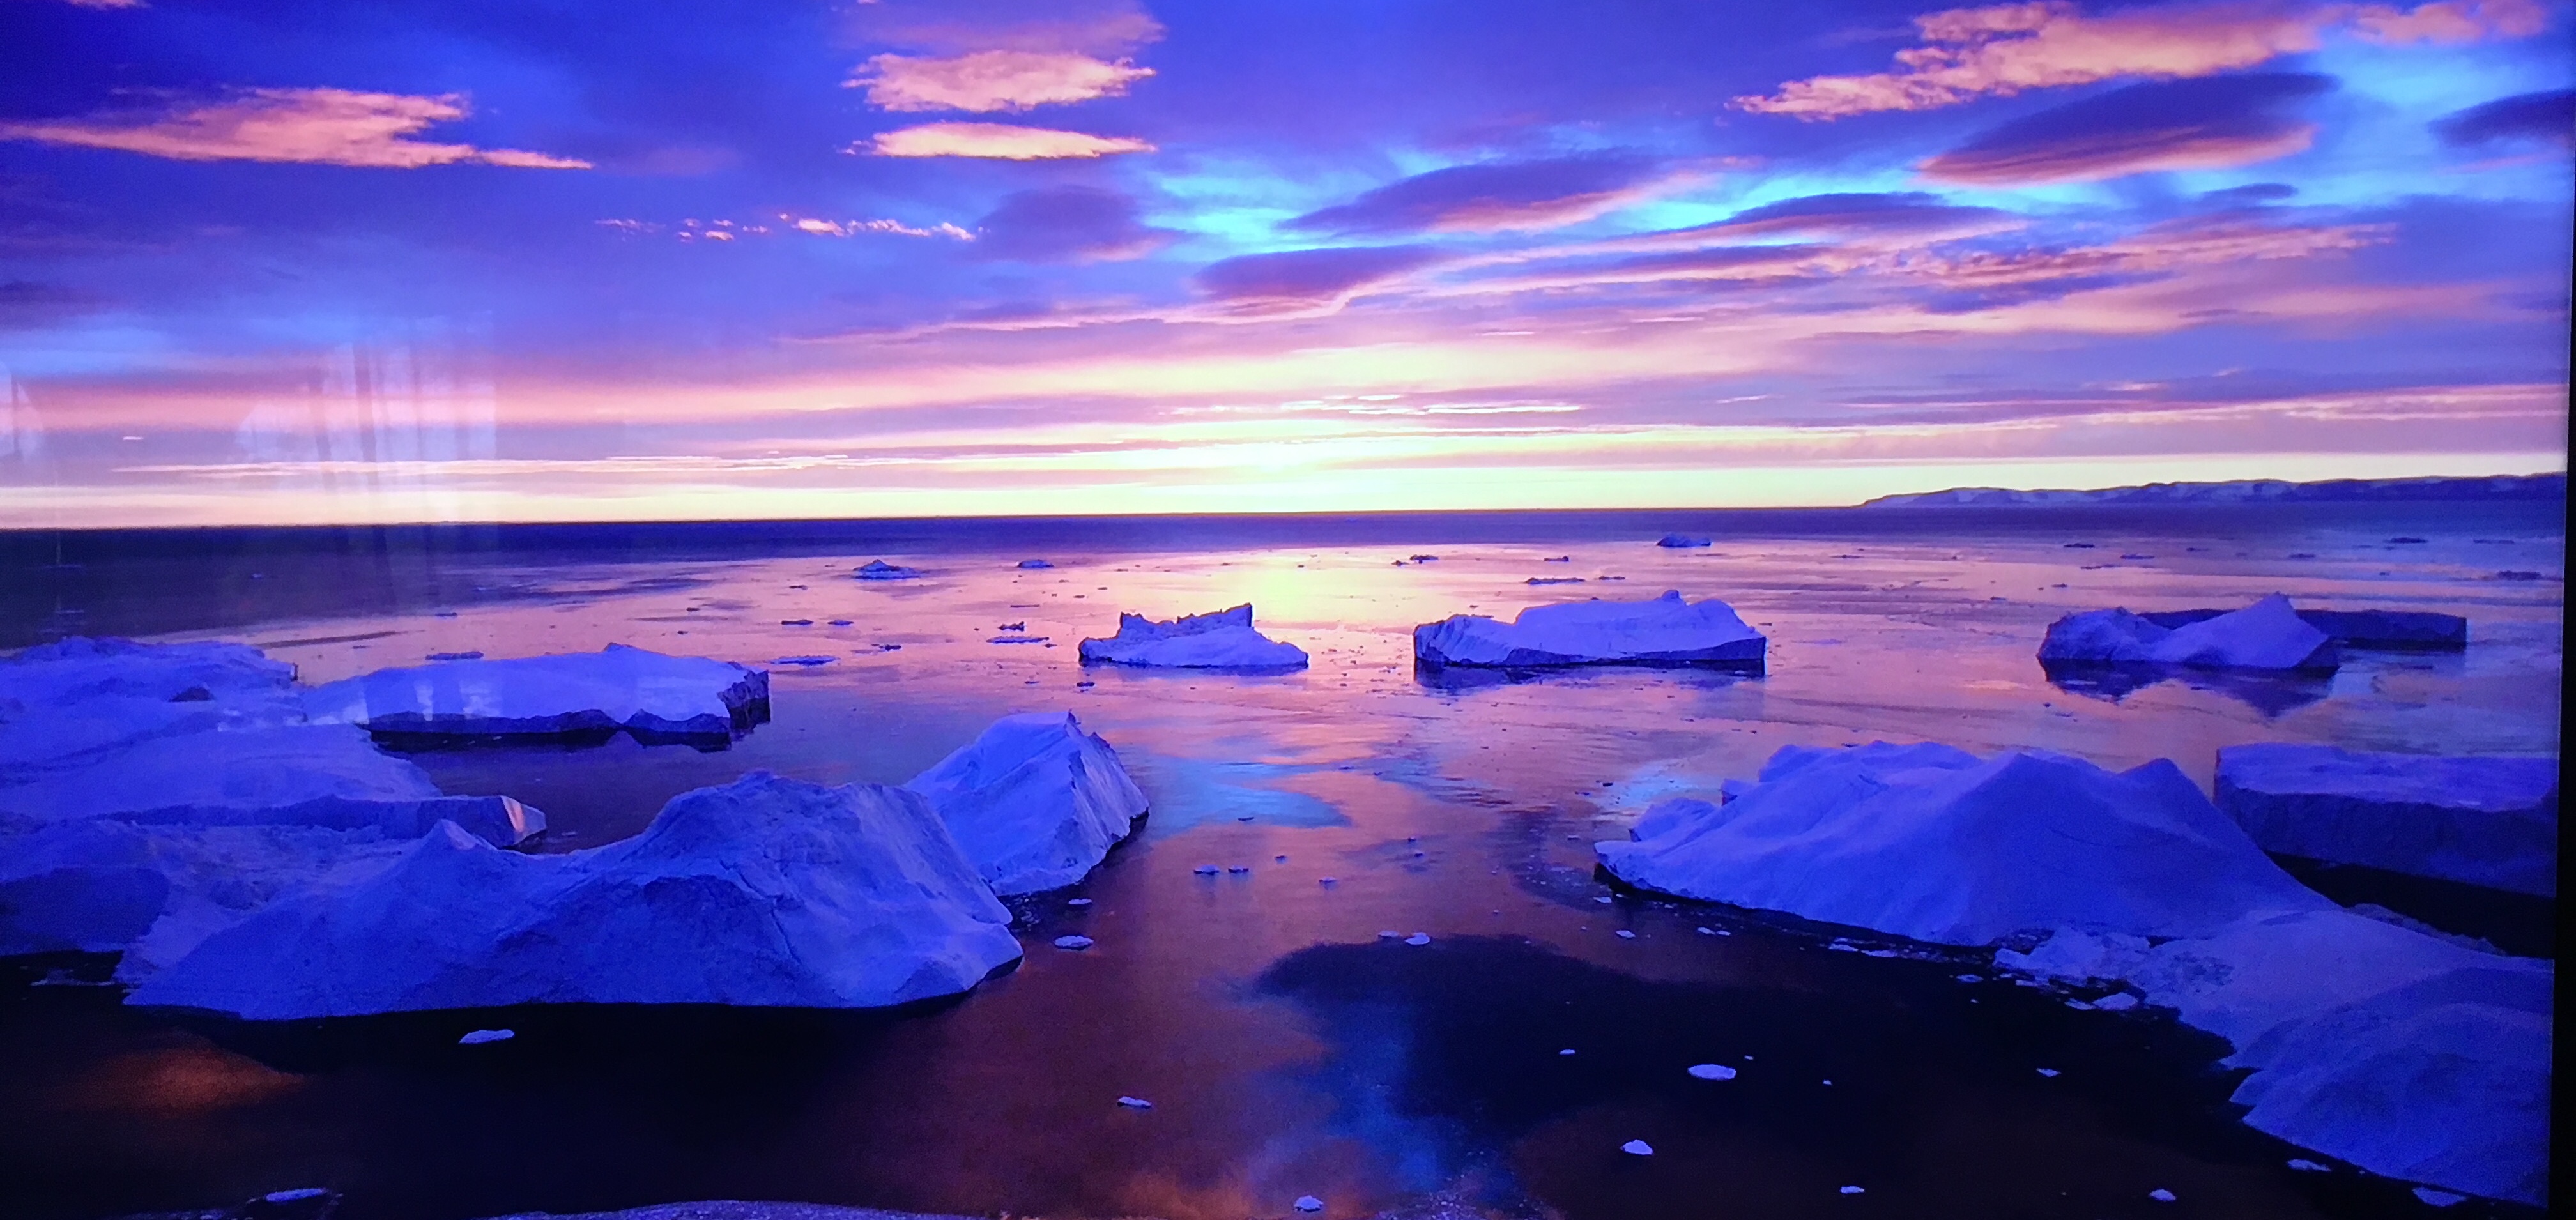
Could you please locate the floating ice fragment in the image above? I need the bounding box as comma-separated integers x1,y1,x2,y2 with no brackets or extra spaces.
1687,1064,1736,1081
1116,1095,1153,1109
1955,973,1982,983
1227,865,1250,874
459,1028,514,1044
1276,854,1288,862
1194,864,1220,875
854,560,921,581
1595,896,1614,904
773,656,837,666
2064,999,2095,1010
1615,930,1637,940
1053,935,1094,950
2148,1189,2175,1202
1018,559,1053,569
1066,898,1092,906
2094,992,2139,1010
1293,1196,1324,1213
425,651,484,662
2287,1159,2330,1173
265,1189,331,1203
2036,1068,2060,1078
2412,1188,2465,1207
1559,1048,1576,1056
781,619,813,627
1378,930,1401,939
828,620,854,627
1696,926,1715,935
1621,1140,1655,1155
1840,1186,1864,1195
1318,876,1337,885
1404,933,1430,946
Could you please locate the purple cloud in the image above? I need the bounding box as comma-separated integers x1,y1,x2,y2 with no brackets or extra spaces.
1699,192,2011,239
2433,89,2575,149
1193,245,1445,314
1285,154,1668,235
1920,73,2334,186
972,186,1173,262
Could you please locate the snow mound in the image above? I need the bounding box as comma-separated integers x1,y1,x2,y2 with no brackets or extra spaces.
1077,605,1308,669
2117,910,2553,1206
854,560,922,581
2216,744,2557,897
127,772,1022,1018
303,645,770,740
1413,591,1766,671
1597,742,2331,945
1,637,305,770
903,712,1149,894
2039,595,2338,673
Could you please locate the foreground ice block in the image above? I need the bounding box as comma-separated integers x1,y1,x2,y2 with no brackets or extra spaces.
905,712,1149,894
128,772,1023,1018
1597,742,2331,944
2039,594,2338,673
303,644,770,739
2216,743,2558,896
2113,910,2553,1206
1077,605,1308,669
1414,590,1767,671
1,637,307,769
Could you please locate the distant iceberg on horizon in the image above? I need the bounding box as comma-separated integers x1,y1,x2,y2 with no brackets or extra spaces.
1862,472,2564,508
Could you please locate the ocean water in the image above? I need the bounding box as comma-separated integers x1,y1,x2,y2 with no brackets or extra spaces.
0,503,2563,1220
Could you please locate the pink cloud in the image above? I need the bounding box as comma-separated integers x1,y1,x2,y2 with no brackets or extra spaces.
0,88,589,168
853,50,1154,112
1737,0,2554,119
866,121,1154,158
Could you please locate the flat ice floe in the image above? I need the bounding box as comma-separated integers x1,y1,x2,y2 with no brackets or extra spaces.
904,712,1149,894
1414,590,1766,671
128,772,1023,1018
303,644,770,739
1595,742,2330,944
1077,604,1308,669
2216,743,2558,896
2038,594,2338,673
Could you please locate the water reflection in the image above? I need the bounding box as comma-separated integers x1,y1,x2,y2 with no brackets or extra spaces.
2041,662,2337,717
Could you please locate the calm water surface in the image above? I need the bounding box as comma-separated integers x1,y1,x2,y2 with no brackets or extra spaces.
0,506,2562,1220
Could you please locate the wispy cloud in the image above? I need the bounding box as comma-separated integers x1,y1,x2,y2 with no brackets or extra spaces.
1285,155,1684,236
852,50,1154,112
2432,88,2576,148
866,121,1154,158
973,186,1173,261
1193,246,1449,316
0,88,588,168
1736,0,2550,119
1920,73,2330,184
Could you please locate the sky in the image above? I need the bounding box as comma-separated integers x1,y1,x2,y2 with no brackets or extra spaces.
1,0,2570,526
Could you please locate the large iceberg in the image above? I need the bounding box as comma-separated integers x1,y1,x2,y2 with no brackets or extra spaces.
904,712,1148,894
2106,910,2552,1206
127,772,1023,1018
2038,594,2338,673
1414,591,1766,671
303,644,770,740
1077,605,1308,669
1596,742,2330,944
2216,743,2558,896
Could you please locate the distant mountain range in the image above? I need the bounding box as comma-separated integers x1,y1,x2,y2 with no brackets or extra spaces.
1861,473,2566,508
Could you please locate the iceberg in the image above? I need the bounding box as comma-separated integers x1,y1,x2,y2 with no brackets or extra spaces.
127,772,1023,1018
2215,744,2557,896
1077,605,1308,669
303,645,770,740
854,560,923,581
1,636,305,770
1414,591,1766,671
2142,608,2467,652
2112,910,2553,1206
1655,533,1712,547
903,712,1149,894
1597,742,2331,945
1017,559,1054,569
2038,595,2338,673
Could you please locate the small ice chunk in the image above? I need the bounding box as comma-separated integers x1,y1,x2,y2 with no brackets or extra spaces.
1066,897,1092,906
1687,1064,1736,1081
264,1189,331,1203
1276,854,1289,862
1404,933,1430,946
854,560,921,581
1621,1139,1655,1155
2412,1188,2465,1207
1194,864,1220,875
1292,1196,1324,1213
2094,992,2139,1010
1318,876,1337,885
1559,1048,1577,1056
1839,1186,1864,1196
2287,1159,2331,1173
1614,929,1637,939
1696,926,1715,935
2036,1068,2060,1078
1955,973,1983,983
1379,930,1401,938
1227,865,1250,874
1054,934,1095,950
457,1028,514,1045
2065,999,2095,1010
1595,896,1614,904
1116,1095,1153,1109
2148,1189,2175,1202
1018,559,1054,569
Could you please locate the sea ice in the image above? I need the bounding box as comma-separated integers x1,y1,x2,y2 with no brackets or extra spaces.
1076,604,1308,669
1293,1196,1324,1213
2038,595,2338,673
1655,534,1712,548
1413,590,1766,671
303,645,770,739
1116,1095,1152,1109
127,772,1023,1017
1,637,305,769
1597,742,2331,945
1687,1064,1736,1080
854,560,922,581
2215,743,2557,896
1621,1140,1655,1155
1018,559,1054,569
903,712,1148,896
1632,797,1719,841
1054,935,1095,950
2141,607,2467,652
459,1028,514,1044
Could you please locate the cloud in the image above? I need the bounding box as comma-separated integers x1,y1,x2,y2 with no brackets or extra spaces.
845,0,1163,57
1194,246,1447,315
2433,88,2575,148
866,121,1153,158
62,0,146,8
2200,181,2299,204
0,88,589,169
1692,191,2018,239
1920,73,2331,185
852,50,1155,112
1736,0,2546,119
973,186,1173,261
1284,154,1676,235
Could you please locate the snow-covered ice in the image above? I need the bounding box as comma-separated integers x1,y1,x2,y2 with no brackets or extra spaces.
1292,1196,1324,1212
1598,742,2329,945
1116,1095,1153,1109
1,637,305,770
1621,1139,1655,1155
1413,591,1766,671
2215,743,2557,896
127,772,1022,1018
903,712,1148,895
2038,595,2338,673
1076,605,1308,669
303,645,770,739
854,560,922,581
1687,1064,1736,1080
